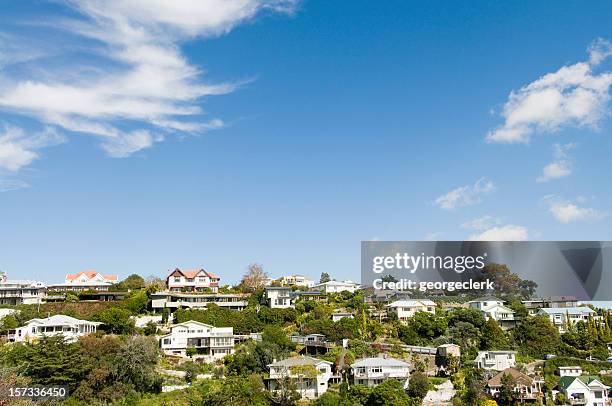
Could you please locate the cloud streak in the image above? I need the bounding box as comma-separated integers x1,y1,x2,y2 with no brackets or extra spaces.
543,195,606,223
469,224,529,241
536,143,576,183
0,0,297,166
434,178,495,210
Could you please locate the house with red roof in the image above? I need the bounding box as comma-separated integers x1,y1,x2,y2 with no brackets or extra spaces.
47,270,119,292
166,268,220,293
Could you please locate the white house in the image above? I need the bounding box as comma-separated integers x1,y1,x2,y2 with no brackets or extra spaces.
468,296,515,329
474,350,517,371
558,366,583,377
386,300,436,322
150,291,249,311
558,376,609,406
267,356,333,399
0,274,46,305
351,357,410,388
48,270,118,292
313,280,360,294
277,275,315,288
538,307,596,333
166,268,220,293
331,312,354,322
10,315,100,343
264,287,294,309
159,320,234,361
487,368,543,401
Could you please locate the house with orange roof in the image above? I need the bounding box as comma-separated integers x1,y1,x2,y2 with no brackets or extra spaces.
166,268,220,293
47,270,118,292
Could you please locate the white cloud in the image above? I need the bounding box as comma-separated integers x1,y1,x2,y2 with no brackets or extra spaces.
0,179,29,192
425,232,444,241
0,1,297,162
543,195,606,223
469,225,529,241
434,177,495,210
461,215,502,230
536,143,576,182
0,125,66,171
487,38,612,144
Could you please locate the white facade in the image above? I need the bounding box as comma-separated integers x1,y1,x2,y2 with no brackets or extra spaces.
558,366,582,377
159,320,234,361
268,356,333,399
151,291,249,311
11,315,100,343
0,277,46,305
474,351,517,371
469,297,515,328
538,307,596,333
48,270,119,292
386,300,436,322
166,268,220,293
313,280,360,294
351,357,410,388
559,376,609,406
331,312,354,322
264,287,294,309
277,275,315,288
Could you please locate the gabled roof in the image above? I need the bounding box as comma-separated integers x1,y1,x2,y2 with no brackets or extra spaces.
386,300,436,308
488,368,533,387
469,296,503,303
168,268,219,280
481,304,515,313
351,357,410,368
268,355,332,368
538,307,595,315
25,314,100,326
171,320,215,329
65,270,118,282
557,376,608,391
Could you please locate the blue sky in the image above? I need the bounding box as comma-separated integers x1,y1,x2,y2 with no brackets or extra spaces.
1,1,612,284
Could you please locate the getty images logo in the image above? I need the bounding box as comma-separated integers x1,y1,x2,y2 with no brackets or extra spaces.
372,252,488,274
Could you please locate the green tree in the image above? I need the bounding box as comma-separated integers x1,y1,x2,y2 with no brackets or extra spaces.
480,318,509,350
498,373,517,406
368,379,413,406
512,315,560,358
126,289,149,314
407,371,429,400
116,274,145,290
319,272,331,284
95,308,136,335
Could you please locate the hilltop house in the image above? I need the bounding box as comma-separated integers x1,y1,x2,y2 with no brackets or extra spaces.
474,350,517,371
557,376,609,406
47,270,118,292
150,291,249,311
166,268,220,293
9,315,100,343
538,307,596,333
267,356,333,399
522,296,578,315
264,286,294,309
351,357,410,388
276,275,315,288
313,280,360,294
0,273,46,305
159,320,234,361
468,296,516,329
331,312,354,322
558,366,583,377
487,368,543,401
386,300,436,323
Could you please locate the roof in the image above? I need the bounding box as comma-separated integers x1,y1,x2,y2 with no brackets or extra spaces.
315,280,359,286
268,356,332,368
558,366,582,369
386,300,436,308
168,268,219,280
65,270,118,282
488,368,533,387
25,314,100,326
539,307,595,315
351,357,410,368
557,376,607,390
469,296,503,303
172,320,215,329
477,350,517,356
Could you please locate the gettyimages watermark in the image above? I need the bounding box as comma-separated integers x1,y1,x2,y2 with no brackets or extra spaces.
361,241,612,299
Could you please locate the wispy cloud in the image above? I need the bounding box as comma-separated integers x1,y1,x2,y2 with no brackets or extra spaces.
487,38,612,144
461,215,502,230
469,224,529,241
0,179,29,192
0,0,298,163
543,195,606,223
0,125,66,171
434,178,495,210
536,142,576,183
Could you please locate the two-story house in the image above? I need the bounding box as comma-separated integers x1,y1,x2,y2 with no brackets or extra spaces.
386,300,436,323
264,286,294,309
150,291,249,311
0,273,46,305
47,270,118,293
468,296,516,329
487,368,543,401
159,320,234,361
558,376,609,406
10,315,100,343
538,307,596,333
267,356,333,399
166,268,220,293
558,366,583,377
276,275,315,288
351,357,410,388
474,350,517,371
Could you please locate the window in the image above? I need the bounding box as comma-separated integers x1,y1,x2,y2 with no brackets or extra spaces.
371,367,382,373
594,391,602,399
174,276,180,282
